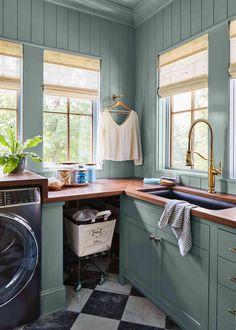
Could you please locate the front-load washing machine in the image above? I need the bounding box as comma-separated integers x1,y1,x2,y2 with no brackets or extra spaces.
0,187,41,330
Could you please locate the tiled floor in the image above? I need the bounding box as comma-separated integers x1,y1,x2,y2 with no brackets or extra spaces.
20,273,181,330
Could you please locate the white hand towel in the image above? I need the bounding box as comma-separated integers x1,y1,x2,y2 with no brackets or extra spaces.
158,199,196,256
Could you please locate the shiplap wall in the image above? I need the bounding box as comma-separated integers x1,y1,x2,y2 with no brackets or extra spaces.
0,0,135,178
135,0,236,193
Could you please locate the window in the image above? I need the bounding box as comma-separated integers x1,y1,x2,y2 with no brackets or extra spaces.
170,88,208,170
159,35,208,171
0,41,22,142
43,50,100,165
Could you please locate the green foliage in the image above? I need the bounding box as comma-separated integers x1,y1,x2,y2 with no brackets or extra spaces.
0,127,42,174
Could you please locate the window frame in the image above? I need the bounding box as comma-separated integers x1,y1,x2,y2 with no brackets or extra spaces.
43,92,97,164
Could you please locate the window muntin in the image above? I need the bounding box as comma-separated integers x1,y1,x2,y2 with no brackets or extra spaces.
170,88,208,171
0,88,19,138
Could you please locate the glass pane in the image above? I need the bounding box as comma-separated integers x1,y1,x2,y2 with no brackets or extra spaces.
0,89,17,108
70,98,92,115
0,110,17,152
43,113,67,164
171,112,191,168
70,115,92,163
172,92,191,112
44,63,99,91
195,88,208,109
193,109,208,171
44,95,67,113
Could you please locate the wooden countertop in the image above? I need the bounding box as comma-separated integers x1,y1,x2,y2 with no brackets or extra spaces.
45,178,236,228
0,170,48,198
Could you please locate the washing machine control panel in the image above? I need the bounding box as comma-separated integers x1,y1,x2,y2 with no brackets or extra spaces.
0,188,40,207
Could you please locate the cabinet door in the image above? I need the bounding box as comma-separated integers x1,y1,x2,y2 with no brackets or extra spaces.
158,230,209,330
120,214,158,296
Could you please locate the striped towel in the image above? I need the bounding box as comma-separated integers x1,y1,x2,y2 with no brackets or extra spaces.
158,199,196,256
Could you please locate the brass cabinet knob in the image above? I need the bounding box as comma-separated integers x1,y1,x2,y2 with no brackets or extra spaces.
228,308,236,315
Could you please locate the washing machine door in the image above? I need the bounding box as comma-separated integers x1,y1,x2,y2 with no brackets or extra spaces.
0,213,38,307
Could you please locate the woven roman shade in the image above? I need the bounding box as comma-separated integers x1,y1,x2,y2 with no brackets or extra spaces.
158,34,208,97
229,20,236,78
44,50,100,72
0,40,22,58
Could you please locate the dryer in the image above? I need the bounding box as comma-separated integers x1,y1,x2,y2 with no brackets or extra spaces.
0,187,41,330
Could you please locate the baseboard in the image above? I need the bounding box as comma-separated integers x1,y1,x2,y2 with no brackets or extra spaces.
40,286,66,316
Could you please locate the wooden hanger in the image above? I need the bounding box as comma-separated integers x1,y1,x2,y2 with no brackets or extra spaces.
108,95,133,114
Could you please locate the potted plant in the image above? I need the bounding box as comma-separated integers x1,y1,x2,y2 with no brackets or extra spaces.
0,127,43,174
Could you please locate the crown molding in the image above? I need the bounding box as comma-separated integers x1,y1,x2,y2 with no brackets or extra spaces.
134,0,173,26
43,0,172,27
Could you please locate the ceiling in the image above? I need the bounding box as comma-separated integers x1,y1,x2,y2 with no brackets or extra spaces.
43,0,172,26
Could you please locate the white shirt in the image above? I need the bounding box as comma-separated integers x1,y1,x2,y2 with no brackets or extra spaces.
97,109,143,169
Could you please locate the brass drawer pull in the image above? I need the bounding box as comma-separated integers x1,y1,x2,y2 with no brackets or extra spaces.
154,236,162,243
228,308,236,316
228,247,236,253
228,276,236,283
149,234,155,241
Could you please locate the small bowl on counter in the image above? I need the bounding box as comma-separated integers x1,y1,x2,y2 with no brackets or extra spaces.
48,177,64,191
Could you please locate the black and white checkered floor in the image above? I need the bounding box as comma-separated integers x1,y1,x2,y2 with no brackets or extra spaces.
20,273,181,330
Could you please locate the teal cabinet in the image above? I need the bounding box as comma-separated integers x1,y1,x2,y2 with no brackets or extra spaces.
120,196,209,330
120,214,159,296
158,230,209,329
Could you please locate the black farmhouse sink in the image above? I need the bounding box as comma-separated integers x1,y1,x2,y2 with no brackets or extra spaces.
146,189,236,210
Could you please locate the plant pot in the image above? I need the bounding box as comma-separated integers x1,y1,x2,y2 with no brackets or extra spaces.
10,157,26,174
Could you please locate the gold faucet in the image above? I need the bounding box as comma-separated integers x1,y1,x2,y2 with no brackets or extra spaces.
185,119,222,193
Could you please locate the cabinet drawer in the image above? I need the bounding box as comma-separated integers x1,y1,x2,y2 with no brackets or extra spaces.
121,196,164,228
121,197,209,250
218,257,236,292
218,284,236,327
218,229,236,263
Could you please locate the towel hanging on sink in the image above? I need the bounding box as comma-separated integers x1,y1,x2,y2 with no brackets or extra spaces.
158,199,196,256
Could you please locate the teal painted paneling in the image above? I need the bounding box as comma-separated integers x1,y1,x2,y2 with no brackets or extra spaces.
56,6,68,50
202,0,214,30
155,11,163,53
0,0,3,36
32,0,44,45
163,5,172,49
68,9,79,52
44,2,57,47
3,0,18,39
209,23,230,179
0,0,134,178
214,0,228,24
18,0,31,42
22,45,44,173
90,16,100,56
171,0,181,45
79,12,90,54
228,0,236,17
191,0,201,35
181,0,191,40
